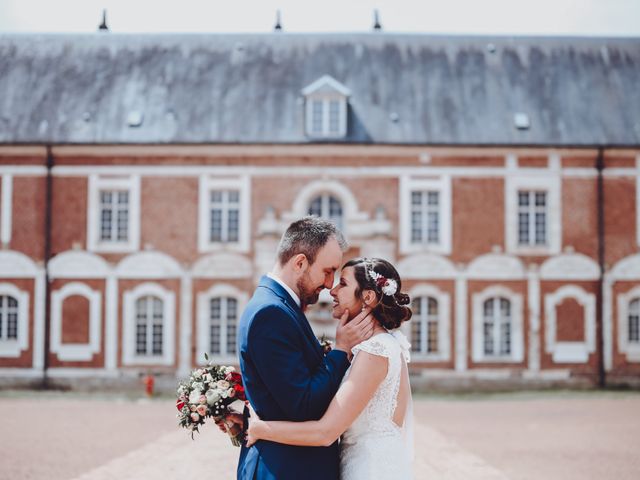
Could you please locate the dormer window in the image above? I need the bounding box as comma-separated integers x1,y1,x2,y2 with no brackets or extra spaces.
302,75,350,138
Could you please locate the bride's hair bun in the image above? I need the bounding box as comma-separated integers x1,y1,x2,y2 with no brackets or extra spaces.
343,257,412,330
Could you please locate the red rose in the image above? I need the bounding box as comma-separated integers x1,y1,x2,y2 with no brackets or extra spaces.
176,399,185,411
226,372,242,384
234,384,246,401
376,277,387,288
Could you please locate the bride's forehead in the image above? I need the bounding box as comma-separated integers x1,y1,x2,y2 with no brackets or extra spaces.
340,265,356,280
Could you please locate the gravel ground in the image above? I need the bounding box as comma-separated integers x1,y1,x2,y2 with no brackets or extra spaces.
0,390,638,480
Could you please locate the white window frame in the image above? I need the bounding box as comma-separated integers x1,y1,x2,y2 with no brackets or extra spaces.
50,282,102,361
505,174,561,255
307,193,344,230
472,285,524,363
636,156,640,247
1,174,13,246
400,176,452,255
198,176,250,253
196,284,248,364
304,95,348,138
618,286,640,362
406,284,451,362
544,285,596,363
87,175,140,253
0,283,29,358
122,282,175,366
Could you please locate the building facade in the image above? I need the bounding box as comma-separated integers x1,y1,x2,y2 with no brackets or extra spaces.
0,34,639,389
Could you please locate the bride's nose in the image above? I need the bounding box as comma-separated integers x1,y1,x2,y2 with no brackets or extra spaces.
329,285,338,297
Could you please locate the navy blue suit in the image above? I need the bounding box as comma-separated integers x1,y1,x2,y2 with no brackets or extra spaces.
237,276,350,480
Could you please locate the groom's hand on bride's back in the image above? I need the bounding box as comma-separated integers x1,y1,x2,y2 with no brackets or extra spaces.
334,307,375,359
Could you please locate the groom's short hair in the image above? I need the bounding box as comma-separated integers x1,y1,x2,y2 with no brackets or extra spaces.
277,216,347,266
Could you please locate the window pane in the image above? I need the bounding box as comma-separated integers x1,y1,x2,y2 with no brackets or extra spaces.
427,321,438,353
629,299,640,343
328,100,340,133
312,100,323,133
308,196,323,217
210,298,221,355
227,298,238,354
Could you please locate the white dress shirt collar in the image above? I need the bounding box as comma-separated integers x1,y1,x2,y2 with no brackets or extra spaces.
267,272,301,308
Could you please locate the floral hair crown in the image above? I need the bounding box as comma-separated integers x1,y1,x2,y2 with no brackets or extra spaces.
366,266,398,297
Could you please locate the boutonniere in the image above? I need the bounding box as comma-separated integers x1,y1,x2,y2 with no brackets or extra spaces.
318,334,333,355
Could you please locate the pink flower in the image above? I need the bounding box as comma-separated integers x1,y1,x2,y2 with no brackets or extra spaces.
196,404,207,416
199,395,207,404
190,412,200,422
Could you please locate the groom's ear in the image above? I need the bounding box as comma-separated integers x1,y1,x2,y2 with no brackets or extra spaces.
292,253,309,273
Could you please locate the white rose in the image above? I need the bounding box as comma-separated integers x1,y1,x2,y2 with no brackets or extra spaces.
203,373,213,383
224,366,236,374
216,380,230,390
189,389,202,404
193,370,202,379
205,389,221,405
192,382,204,392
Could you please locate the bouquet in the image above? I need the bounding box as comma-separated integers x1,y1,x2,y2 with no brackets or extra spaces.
176,354,246,445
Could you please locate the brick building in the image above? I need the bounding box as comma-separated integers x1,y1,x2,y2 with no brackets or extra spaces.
0,33,639,389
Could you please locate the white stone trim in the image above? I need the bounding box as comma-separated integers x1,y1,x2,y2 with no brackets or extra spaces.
472,285,525,363
397,253,457,279
196,284,248,365
505,172,561,256
115,251,183,279
0,250,39,278
33,271,46,370
466,253,526,280
191,252,253,279
609,254,640,280
122,283,176,366
50,282,102,361
1,174,12,246
48,163,638,179
104,275,118,371
454,275,467,372
540,253,600,280
544,285,596,364
198,175,251,253
527,267,541,372
302,75,350,139
617,285,640,362
49,250,112,279
178,273,193,377
279,179,390,240
399,175,452,255
87,174,141,253
0,283,29,358
603,276,614,371
407,284,451,362
301,75,352,97
637,155,640,247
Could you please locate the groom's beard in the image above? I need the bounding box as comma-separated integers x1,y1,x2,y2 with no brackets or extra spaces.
297,272,322,309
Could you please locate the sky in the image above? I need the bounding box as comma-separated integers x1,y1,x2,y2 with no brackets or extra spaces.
0,0,639,36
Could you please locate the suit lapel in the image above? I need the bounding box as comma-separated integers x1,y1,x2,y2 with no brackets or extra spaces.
258,276,324,362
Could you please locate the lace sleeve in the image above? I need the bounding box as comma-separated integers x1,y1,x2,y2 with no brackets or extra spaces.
351,335,391,359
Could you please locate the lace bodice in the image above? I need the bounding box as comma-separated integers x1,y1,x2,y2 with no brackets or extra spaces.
341,331,411,443
339,331,413,479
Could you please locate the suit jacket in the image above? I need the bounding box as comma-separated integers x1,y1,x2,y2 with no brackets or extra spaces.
237,275,350,480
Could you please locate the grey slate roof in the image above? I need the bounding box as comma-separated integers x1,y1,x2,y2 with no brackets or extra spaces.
1,33,639,146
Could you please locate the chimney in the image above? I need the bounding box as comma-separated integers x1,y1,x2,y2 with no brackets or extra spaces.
373,9,382,31
274,10,282,32
98,9,109,31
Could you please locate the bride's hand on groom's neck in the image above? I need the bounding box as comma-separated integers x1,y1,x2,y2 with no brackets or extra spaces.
334,307,375,359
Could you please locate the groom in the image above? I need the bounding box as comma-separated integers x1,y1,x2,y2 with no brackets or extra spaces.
236,217,375,480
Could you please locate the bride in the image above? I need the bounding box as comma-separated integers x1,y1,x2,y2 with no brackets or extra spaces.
246,257,414,479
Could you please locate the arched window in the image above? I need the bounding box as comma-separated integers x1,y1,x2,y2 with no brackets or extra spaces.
411,296,439,354
209,297,238,356
483,297,512,356
135,296,164,356
0,295,19,341
308,194,343,230
630,299,640,344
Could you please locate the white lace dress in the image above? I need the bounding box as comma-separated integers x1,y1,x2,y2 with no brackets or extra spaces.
339,331,414,480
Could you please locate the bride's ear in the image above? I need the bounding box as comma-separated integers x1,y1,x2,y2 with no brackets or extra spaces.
362,289,378,308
